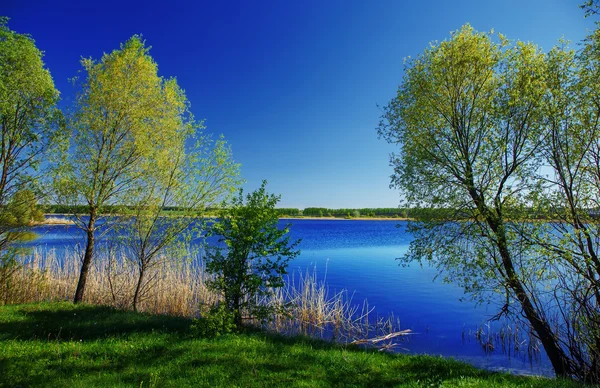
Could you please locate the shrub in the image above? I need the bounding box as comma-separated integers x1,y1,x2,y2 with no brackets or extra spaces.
191,303,236,338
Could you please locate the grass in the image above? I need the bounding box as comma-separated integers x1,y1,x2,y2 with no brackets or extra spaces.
0,302,579,387
4,249,390,343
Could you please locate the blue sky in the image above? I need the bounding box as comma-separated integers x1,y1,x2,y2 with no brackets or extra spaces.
2,0,596,208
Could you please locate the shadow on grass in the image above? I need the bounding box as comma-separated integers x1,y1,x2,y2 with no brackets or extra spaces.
0,303,573,388
0,302,192,341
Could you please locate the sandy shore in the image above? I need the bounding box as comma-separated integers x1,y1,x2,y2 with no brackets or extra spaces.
31,217,76,226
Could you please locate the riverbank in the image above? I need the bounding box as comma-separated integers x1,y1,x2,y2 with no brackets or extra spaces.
0,302,575,387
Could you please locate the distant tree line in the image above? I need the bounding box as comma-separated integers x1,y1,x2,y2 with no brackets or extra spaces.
301,207,406,217
48,204,594,221
44,204,220,216
274,208,301,217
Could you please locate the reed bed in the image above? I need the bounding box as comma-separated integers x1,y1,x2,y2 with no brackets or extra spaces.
1,247,214,317
463,321,542,363
268,268,408,347
1,247,405,348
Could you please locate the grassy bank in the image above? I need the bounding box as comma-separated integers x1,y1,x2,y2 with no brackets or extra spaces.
4,249,394,343
0,302,577,387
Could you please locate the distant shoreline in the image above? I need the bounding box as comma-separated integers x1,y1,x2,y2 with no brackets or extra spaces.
279,216,410,221
42,213,409,222
31,216,76,226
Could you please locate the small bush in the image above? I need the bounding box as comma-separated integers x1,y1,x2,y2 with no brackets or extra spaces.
191,303,236,338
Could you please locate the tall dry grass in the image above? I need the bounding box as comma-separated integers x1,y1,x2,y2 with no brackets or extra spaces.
250,265,410,348
2,247,406,347
1,247,214,317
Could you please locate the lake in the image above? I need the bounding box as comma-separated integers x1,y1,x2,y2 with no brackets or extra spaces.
25,217,554,376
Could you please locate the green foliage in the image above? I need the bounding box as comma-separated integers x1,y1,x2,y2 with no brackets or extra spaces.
301,207,407,217
275,208,301,217
191,303,236,338
302,207,328,216
0,18,62,263
526,28,600,383
378,23,578,378
55,35,192,216
379,22,600,382
51,36,241,303
205,181,301,327
0,18,63,185
117,130,240,311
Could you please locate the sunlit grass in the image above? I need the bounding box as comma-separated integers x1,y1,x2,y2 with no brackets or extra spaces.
2,249,396,344
0,302,578,387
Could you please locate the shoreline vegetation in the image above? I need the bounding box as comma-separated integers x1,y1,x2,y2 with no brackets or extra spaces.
1,246,554,378
2,248,404,344
2,11,598,384
44,205,592,222
40,213,409,222
41,211,585,223
0,302,576,387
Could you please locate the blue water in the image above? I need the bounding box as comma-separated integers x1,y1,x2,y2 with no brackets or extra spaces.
24,217,554,376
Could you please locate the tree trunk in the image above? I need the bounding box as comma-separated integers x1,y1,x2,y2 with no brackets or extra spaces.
74,211,97,303
491,219,572,378
133,264,145,312
233,294,242,328
466,177,572,378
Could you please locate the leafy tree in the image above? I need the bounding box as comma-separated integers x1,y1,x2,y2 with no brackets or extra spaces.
522,32,600,382
205,181,301,327
55,36,194,303
0,17,63,287
119,133,240,312
378,25,575,377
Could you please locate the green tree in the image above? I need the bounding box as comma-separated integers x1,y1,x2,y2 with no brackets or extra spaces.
378,25,575,377
55,36,194,303
119,133,240,312
0,17,63,291
205,181,301,327
522,32,600,382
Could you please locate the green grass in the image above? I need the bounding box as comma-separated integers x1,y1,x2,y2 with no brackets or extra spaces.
0,303,578,387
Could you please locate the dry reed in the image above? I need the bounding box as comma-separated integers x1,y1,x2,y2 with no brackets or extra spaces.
463,321,542,362
267,267,407,346
2,247,404,348
2,247,214,317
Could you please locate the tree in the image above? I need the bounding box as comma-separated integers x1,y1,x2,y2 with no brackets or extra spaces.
0,17,62,285
378,25,574,377
523,32,600,382
119,133,240,312
205,181,301,327
55,36,193,303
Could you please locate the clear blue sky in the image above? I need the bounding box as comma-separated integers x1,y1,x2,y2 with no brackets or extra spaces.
2,0,596,208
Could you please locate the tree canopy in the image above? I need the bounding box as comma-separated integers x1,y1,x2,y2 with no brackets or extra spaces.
55,36,241,303
379,24,600,381
0,17,63,270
